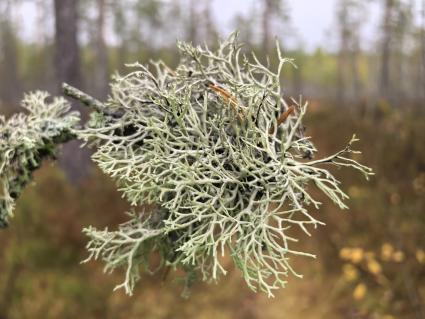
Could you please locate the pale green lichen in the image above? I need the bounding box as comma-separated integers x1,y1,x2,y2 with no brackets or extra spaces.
78,34,373,297
0,33,373,297
0,92,79,227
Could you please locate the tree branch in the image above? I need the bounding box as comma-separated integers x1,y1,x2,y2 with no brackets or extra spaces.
62,83,105,112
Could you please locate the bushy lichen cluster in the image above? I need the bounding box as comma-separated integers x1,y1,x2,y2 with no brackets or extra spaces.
0,33,372,297
0,92,78,227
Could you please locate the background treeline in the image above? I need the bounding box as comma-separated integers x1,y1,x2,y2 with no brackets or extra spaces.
0,1,424,319
0,0,424,108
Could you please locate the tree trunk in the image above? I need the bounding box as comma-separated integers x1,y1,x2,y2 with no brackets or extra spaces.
292,63,303,96
92,0,109,100
111,2,128,71
187,0,198,43
336,1,349,105
54,0,82,93
350,37,362,101
262,0,273,52
380,0,393,100
421,0,425,103
54,0,90,183
34,0,55,92
203,0,217,44
0,1,20,107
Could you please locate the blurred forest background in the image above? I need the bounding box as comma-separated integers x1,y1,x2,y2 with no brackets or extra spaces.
0,0,424,318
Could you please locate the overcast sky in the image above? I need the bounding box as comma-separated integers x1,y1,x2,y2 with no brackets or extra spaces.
210,0,424,52
16,0,424,52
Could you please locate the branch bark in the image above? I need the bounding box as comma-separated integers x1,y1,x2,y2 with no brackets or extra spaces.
62,83,122,118
62,83,104,113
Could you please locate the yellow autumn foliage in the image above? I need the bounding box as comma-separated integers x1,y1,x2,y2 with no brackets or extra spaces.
416,249,425,264
342,264,359,282
340,247,364,264
367,259,382,275
381,243,394,261
353,283,367,300
392,251,405,263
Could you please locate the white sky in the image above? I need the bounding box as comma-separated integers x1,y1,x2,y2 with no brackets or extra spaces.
210,0,424,51
14,0,425,53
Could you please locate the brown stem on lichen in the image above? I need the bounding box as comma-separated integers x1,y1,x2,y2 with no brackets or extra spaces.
268,105,295,134
207,82,245,119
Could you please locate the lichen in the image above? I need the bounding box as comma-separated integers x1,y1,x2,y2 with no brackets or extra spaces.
78,34,373,296
0,33,373,297
0,92,79,227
